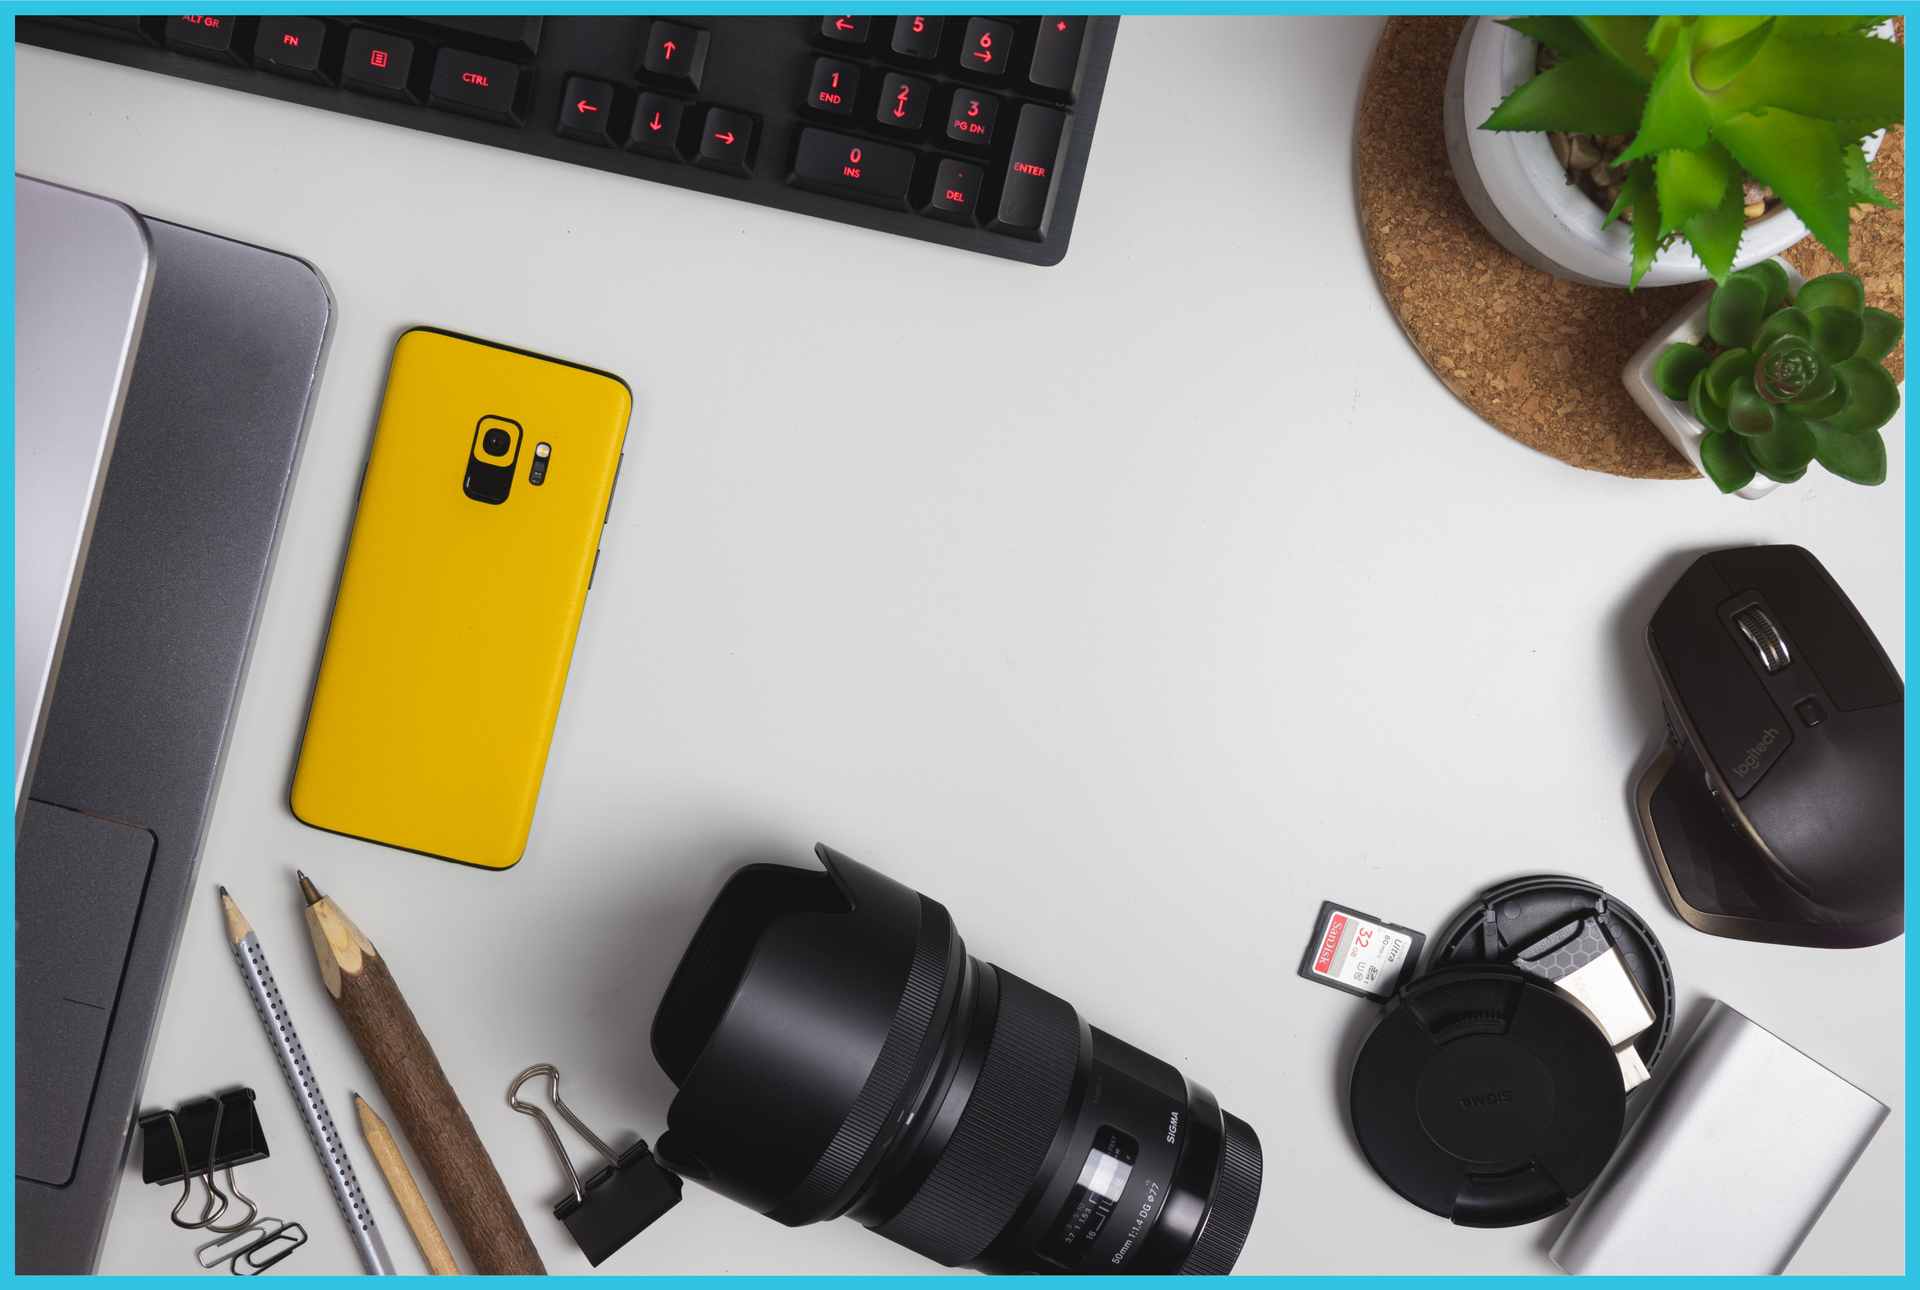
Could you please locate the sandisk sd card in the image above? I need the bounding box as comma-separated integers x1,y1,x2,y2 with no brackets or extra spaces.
1298,901,1425,1000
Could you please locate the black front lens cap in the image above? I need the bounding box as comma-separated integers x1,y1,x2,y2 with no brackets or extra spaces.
1348,965,1623,1228
1424,876,1676,1079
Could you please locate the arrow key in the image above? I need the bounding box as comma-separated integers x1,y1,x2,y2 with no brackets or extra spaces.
625,92,686,161
642,20,708,90
819,16,869,46
558,76,616,146
693,107,756,177
874,72,930,132
958,17,1014,79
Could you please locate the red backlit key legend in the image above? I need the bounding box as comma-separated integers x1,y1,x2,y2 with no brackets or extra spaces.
558,76,616,146
945,89,999,145
342,27,414,101
807,58,860,116
627,92,686,160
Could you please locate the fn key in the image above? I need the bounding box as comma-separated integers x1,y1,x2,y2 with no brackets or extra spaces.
990,105,1072,241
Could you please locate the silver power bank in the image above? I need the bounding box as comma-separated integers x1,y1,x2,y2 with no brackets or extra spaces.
1551,1000,1888,1275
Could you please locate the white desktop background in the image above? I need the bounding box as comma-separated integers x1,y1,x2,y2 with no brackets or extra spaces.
17,15,1903,1275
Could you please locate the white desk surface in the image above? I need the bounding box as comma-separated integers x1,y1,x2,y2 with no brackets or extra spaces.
18,16,1904,1276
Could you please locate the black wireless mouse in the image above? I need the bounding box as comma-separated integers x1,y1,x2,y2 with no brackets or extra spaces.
1637,545,1903,948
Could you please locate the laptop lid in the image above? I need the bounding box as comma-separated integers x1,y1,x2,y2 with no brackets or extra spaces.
14,176,154,820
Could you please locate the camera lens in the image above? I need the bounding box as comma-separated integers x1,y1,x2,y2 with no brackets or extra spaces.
482,427,511,457
650,846,1263,1273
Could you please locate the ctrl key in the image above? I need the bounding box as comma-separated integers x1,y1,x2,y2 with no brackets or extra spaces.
923,158,982,225
788,128,915,211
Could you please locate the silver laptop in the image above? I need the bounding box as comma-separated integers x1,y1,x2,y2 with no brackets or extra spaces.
14,184,333,1273
14,176,154,820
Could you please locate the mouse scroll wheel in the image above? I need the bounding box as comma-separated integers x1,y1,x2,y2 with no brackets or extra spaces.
1734,606,1791,673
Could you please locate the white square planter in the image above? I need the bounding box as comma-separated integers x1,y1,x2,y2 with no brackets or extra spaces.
1621,257,1806,501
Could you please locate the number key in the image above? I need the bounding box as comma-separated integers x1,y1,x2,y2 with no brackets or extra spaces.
875,73,930,131
945,89,999,145
891,15,943,60
806,57,859,116
959,17,1013,78
820,15,868,45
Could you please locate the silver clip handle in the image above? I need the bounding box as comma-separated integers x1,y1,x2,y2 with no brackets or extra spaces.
507,1064,623,1206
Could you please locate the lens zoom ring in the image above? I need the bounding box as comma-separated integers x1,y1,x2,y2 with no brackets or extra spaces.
1179,1111,1263,1275
875,969,1079,1266
775,898,951,1222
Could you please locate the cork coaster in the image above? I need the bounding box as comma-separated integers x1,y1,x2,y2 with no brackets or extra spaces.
1358,16,1905,479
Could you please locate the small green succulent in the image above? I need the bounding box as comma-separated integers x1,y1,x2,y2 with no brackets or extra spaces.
1656,260,1903,491
1482,16,1903,286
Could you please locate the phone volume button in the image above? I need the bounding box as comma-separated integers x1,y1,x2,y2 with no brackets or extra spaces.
605,453,623,525
589,549,601,589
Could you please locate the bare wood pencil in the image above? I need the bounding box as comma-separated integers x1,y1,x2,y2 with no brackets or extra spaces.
356,1094,462,1275
298,871,546,1276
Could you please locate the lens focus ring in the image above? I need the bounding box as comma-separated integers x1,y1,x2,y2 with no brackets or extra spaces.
874,968,1079,1266
1179,1111,1263,1275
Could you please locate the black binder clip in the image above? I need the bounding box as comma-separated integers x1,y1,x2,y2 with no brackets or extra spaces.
137,1088,270,1233
507,1064,682,1267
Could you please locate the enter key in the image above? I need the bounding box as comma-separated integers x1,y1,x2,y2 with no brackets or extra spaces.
989,104,1073,241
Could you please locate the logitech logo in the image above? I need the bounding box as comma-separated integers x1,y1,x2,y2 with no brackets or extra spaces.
1731,727,1782,777
1459,1090,1514,1109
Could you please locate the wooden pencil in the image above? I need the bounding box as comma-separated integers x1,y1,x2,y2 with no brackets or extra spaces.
355,1094,463,1276
298,871,546,1276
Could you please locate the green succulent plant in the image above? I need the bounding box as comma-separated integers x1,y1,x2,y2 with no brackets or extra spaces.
1656,259,1903,491
1482,16,1903,286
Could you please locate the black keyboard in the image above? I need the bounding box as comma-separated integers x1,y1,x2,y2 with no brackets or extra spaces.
19,14,1118,266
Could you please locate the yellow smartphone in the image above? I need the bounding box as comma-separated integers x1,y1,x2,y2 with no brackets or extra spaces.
292,328,631,868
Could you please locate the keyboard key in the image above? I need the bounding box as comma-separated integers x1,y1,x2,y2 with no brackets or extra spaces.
558,76,616,145
429,48,525,126
820,16,868,45
253,16,329,82
343,28,416,101
891,16,943,60
945,89,999,145
875,73,931,131
404,16,541,58
694,108,756,177
924,157,982,224
165,16,245,64
788,128,915,211
806,58,860,115
77,16,160,43
1028,17,1089,101
641,20,708,91
959,18,1014,78
626,92,685,160
990,104,1071,240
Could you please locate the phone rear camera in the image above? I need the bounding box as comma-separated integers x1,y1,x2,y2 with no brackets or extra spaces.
483,428,512,457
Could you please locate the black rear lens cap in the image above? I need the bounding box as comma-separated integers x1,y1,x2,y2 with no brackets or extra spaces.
1348,965,1623,1228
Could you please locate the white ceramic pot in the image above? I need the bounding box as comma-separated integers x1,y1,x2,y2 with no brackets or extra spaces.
1620,256,1806,500
1442,17,1877,289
